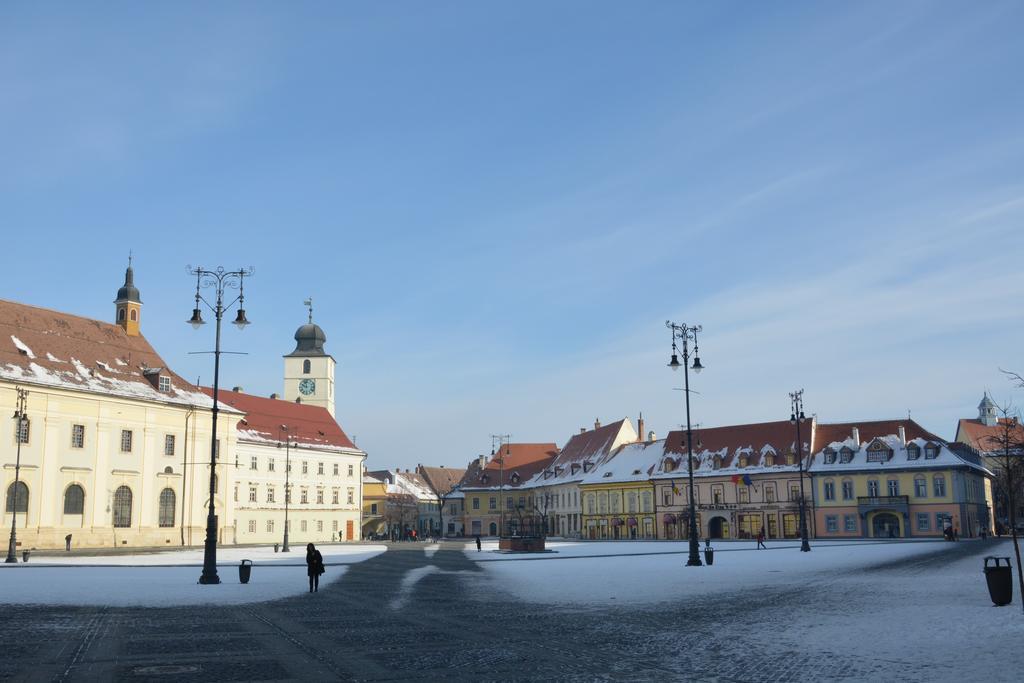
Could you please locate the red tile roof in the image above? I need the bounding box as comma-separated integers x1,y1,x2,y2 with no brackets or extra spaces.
813,419,942,452
664,420,803,468
460,443,558,490
0,299,211,408
956,418,1024,454
417,465,467,496
202,387,357,451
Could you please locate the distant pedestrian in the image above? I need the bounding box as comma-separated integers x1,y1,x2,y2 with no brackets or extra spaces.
756,527,766,550
306,543,325,593
475,534,482,552
953,526,959,542
65,534,72,551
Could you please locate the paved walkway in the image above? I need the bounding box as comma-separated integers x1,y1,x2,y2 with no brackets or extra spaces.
0,540,1002,682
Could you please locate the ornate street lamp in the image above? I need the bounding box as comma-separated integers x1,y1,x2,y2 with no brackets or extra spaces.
187,265,253,584
5,387,29,564
666,321,704,567
278,425,296,552
790,389,811,552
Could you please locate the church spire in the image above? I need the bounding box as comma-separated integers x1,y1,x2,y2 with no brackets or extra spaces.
114,253,142,336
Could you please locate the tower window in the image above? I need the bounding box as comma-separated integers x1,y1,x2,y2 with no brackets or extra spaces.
130,309,137,322
118,308,126,321
303,359,311,374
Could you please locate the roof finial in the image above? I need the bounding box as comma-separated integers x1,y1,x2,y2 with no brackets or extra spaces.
128,249,133,268
303,297,313,324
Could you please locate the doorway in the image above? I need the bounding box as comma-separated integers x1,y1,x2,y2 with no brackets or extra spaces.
709,516,729,539
872,513,901,538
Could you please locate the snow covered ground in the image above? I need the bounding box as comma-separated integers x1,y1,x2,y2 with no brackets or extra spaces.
0,544,386,607
463,539,1024,681
465,539,965,605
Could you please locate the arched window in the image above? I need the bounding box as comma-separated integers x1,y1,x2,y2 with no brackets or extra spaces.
158,488,176,527
64,484,85,515
112,486,132,528
5,482,28,513
130,309,137,321
303,359,311,374
118,308,126,321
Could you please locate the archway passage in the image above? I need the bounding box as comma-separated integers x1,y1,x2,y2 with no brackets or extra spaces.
709,516,729,539
872,512,901,538
488,522,497,536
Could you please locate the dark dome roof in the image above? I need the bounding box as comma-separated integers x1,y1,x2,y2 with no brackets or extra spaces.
288,322,327,356
114,265,141,304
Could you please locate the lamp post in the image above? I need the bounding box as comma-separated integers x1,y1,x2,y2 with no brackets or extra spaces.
666,321,704,567
5,387,29,564
187,265,253,585
789,389,811,552
279,425,295,552
491,434,509,536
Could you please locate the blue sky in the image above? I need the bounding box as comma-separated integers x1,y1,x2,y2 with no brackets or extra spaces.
2,2,1023,469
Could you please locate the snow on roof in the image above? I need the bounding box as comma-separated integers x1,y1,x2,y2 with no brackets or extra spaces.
580,439,667,485
523,419,638,488
203,387,358,452
0,299,221,411
809,435,992,476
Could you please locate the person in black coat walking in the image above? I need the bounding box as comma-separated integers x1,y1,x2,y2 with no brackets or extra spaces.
306,543,325,593
475,534,482,552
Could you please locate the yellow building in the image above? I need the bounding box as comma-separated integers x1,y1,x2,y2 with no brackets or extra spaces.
579,440,660,539
361,471,387,539
811,421,992,538
1,264,237,550
459,443,557,537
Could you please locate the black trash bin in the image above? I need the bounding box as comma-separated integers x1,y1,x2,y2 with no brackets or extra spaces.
22,550,29,563
984,556,1012,606
704,547,714,565
274,543,279,553
239,559,252,584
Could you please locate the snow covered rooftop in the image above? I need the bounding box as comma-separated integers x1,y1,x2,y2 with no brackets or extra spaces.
809,434,992,476
524,419,638,488
0,299,221,411
203,387,358,452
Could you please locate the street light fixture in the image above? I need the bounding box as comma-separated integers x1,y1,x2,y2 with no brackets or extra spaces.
278,425,295,552
666,320,704,567
5,387,29,564
187,265,253,585
789,389,811,552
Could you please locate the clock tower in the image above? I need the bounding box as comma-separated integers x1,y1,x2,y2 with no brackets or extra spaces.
283,299,336,416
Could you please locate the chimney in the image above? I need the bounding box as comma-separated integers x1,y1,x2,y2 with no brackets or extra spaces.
647,430,656,443
270,393,279,399
478,455,486,469
580,427,586,434
851,427,860,446
637,414,645,442
594,418,601,430
232,386,243,393
898,426,906,445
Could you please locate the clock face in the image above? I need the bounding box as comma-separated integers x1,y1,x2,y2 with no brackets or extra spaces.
298,379,316,396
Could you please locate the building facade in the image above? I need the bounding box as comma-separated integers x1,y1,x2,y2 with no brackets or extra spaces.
1,265,237,549
811,420,992,538
525,418,638,538
955,394,1024,533
459,443,557,537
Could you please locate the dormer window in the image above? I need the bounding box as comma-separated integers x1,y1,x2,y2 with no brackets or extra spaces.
664,459,676,473
906,443,920,460
866,440,892,463
570,463,580,475
839,447,854,464
712,455,722,470
582,462,592,473
480,473,489,484
158,376,171,392
763,454,775,466
738,455,748,468
632,469,641,475
786,452,796,466
511,473,520,484
823,448,836,465
924,443,940,460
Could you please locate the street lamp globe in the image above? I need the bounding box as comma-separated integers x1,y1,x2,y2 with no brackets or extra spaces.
188,308,205,329
691,356,703,374
233,308,250,330
668,353,681,371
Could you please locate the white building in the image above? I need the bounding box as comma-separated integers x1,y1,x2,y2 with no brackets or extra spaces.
523,418,638,538
215,314,365,545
